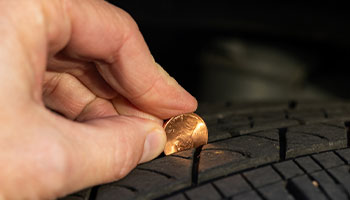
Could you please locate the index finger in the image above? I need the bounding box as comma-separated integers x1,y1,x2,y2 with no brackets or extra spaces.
54,0,197,118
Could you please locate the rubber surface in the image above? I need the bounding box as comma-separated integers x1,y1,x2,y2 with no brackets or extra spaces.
61,101,350,200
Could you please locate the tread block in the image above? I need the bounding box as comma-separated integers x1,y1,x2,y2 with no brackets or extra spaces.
198,130,279,183
207,126,232,143
286,123,347,158
185,184,222,200
249,119,299,135
59,189,91,200
243,166,282,188
259,182,295,200
321,121,346,129
169,148,195,159
201,111,233,122
295,156,322,173
312,151,345,169
311,170,349,200
286,175,327,200
288,109,326,124
336,148,350,163
217,115,250,135
273,160,304,179
140,148,194,178
95,185,135,200
328,165,350,195
213,174,251,197
197,102,288,116
296,102,350,110
233,191,263,200
163,193,188,200
325,107,350,119
216,114,298,135
96,169,165,200
251,111,286,122
96,152,194,200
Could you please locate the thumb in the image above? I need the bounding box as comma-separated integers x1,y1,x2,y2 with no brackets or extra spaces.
59,115,166,194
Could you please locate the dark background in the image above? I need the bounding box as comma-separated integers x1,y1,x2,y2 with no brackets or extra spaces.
107,1,350,102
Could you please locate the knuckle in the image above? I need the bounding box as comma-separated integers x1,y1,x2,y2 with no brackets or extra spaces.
112,7,140,45
58,73,78,87
43,72,76,97
42,73,61,97
115,7,139,31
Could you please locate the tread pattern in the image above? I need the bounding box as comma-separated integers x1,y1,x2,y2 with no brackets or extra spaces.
61,101,350,200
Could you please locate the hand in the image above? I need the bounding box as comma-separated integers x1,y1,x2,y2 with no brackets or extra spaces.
0,0,197,199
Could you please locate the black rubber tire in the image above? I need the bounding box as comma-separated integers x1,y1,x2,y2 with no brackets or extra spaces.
61,101,350,200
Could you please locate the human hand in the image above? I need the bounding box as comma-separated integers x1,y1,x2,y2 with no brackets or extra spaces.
0,0,197,199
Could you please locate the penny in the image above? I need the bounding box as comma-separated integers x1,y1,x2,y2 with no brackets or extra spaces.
163,113,208,155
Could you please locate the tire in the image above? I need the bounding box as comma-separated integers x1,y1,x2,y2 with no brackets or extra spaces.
61,101,350,200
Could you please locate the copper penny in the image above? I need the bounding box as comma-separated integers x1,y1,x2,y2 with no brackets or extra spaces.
163,113,208,155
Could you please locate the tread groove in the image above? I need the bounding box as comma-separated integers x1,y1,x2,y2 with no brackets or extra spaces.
111,185,138,192
248,116,254,128
248,134,279,142
345,121,350,147
211,183,225,198
88,186,99,200
288,100,298,110
241,174,267,200
298,131,329,140
203,148,252,158
292,159,332,200
321,109,329,119
333,150,349,165
169,154,192,160
183,193,191,200
284,110,290,119
291,117,306,125
310,155,350,199
191,146,203,186
320,123,344,129
270,164,286,180
285,179,309,200
136,168,173,179
278,128,287,161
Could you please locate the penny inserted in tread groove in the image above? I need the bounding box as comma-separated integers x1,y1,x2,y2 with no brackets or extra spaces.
163,113,208,155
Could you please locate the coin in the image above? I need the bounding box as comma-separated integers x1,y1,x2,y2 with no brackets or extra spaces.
163,113,208,155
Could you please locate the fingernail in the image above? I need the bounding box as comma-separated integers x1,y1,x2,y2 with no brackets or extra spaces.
139,128,166,163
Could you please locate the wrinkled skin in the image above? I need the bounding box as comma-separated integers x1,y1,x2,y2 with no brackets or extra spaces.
0,0,197,199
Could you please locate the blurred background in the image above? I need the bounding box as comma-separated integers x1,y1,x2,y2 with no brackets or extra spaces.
107,1,350,102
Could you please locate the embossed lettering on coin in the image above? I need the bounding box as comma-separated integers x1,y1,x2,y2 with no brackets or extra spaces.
163,113,208,155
